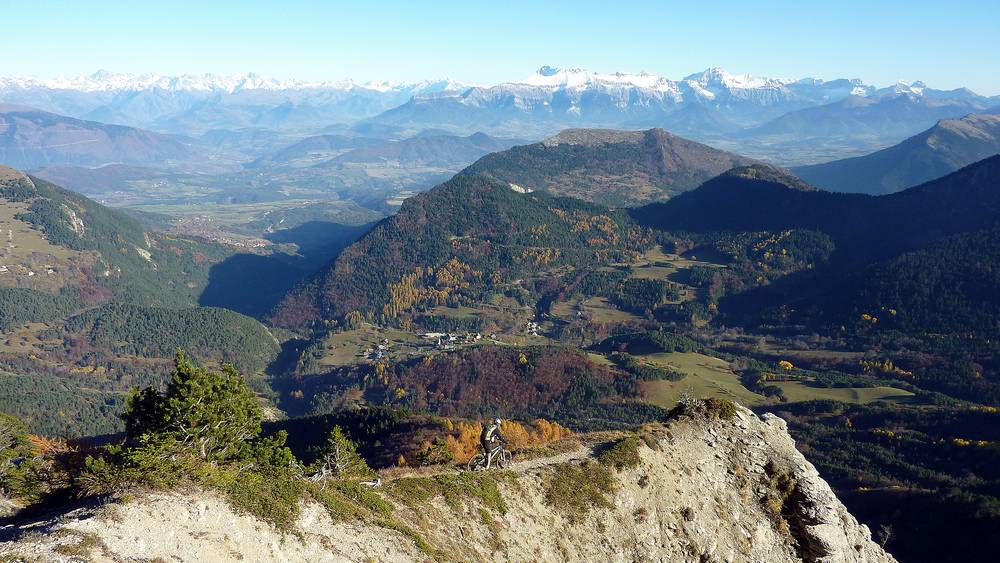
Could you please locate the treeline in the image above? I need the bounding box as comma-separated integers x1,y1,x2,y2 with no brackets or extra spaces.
57,304,281,375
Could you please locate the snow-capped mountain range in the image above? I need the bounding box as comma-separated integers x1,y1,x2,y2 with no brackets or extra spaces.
0,70,466,95
371,66,997,143
1,66,995,150
507,66,971,101
0,70,468,135
0,66,962,99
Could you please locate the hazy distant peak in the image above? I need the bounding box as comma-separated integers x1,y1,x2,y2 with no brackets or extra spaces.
0,71,466,95
0,103,40,113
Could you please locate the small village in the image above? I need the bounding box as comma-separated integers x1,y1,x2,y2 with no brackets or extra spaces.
359,320,546,363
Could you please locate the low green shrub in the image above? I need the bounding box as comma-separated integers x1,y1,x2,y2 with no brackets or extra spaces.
416,437,454,467
226,469,306,532
544,461,614,521
390,472,508,515
598,436,644,470
668,396,739,421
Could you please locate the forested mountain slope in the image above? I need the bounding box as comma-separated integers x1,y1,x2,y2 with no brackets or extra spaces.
0,165,226,328
795,113,1000,194
0,166,283,435
460,128,756,206
271,173,650,329
632,157,1000,262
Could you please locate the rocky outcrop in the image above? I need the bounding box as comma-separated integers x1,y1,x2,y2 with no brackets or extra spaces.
0,406,895,562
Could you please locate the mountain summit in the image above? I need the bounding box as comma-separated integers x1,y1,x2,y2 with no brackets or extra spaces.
461,127,757,205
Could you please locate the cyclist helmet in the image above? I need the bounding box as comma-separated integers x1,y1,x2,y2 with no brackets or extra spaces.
494,418,502,426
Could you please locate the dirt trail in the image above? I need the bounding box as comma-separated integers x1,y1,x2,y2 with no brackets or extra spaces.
507,443,597,471
376,440,604,483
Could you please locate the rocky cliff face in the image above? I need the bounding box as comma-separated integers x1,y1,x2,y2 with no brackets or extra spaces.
1,405,895,562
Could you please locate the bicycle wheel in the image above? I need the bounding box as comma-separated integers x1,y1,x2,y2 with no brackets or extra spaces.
466,453,486,471
497,450,512,469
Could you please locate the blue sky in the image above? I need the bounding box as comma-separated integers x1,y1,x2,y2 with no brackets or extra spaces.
2,0,999,94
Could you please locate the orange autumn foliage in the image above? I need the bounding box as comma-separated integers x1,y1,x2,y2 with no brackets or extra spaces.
27,434,73,456
443,418,573,462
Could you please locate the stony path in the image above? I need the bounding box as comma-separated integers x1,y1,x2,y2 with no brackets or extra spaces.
377,440,606,483
508,443,597,472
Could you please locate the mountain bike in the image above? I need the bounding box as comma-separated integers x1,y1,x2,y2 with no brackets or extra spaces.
466,443,512,471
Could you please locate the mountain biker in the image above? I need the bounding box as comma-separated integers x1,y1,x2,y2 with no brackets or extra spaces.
480,418,506,469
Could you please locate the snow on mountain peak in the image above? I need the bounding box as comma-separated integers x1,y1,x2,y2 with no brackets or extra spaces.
683,67,788,90
0,67,963,106
520,66,676,92
0,71,462,95
887,80,926,97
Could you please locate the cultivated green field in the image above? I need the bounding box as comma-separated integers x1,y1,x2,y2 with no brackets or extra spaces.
313,324,426,368
640,352,764,406
638,351,914,408
586,352,616,367
772,382,914,403
0,201,84,292
628,265,675,280
550,296,641,322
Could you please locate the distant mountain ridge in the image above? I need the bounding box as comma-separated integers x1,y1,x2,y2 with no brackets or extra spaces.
3,68,994,148
364,66,997,142
330,132,521,166
0,70,466,94
0,71,467,134
632,157,1000,256
0,106,193,169
459,127,757,206
743,93,994,148
794,113,1000,194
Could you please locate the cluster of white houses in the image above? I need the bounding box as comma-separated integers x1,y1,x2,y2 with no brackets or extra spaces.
0,264,56,276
